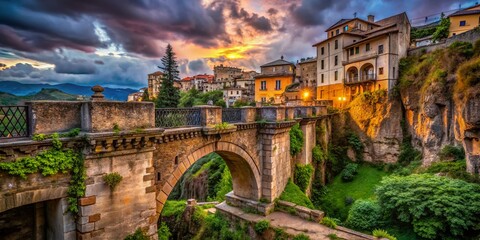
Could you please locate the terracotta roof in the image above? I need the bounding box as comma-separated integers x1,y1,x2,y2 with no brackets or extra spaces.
449,4,480,17
260,58,295,67
148,71,163,76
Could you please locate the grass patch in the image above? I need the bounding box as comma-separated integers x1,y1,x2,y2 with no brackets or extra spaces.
161,200,186,218
319,164,388,221
279,179,314,209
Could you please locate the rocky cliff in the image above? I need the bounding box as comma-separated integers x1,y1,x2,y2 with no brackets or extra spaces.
346,42,480,173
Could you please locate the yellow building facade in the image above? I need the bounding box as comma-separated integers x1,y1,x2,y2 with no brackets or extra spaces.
254,57,295,104
448,5,480,37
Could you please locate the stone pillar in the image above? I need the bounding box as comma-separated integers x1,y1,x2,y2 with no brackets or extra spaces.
258,120,295,202
195,106,222,126
296,119,317,165
285,107,295,120
240,107,256,123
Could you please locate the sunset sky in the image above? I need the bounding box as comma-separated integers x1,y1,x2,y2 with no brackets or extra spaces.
0,0,475,89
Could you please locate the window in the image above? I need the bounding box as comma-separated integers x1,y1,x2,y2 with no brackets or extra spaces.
378,44,384,54
331,31,334,37
460,20,466,26
344,25,349,32
321,60,324,70
320,90,324,99
334,55,338,66
334,71,338,81
393,67,396,78
335,40,338,49
355,47,359,54
275,80,281,90
321,47,324,55
350,48,354,56
237,91,239,94
321,74,324,83
261,97,266,102
260,81,266,90
379,67,384,75
366,43,370,51
272,67,276,72
336,29,340,35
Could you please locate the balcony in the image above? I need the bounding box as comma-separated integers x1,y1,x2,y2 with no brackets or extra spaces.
344,74,376,85
342,51,378,65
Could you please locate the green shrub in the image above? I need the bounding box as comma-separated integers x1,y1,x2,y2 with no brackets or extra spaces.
293,233,310,240
158,222,171,240
254,220,270,234
345,200,382,231
103,172,123,191
294,164,314,193
340,163,358,182
372,229,397,240
124,228,149,240
375,174,480,239
327,233,344,240
289,123,304,156
279,179,314,209
113,123,121,134
397,136,421,166
320,217,337,229
432,17,450,42
274,228,288,240
439,145,465,161
161,200,186,218
312,145,326,163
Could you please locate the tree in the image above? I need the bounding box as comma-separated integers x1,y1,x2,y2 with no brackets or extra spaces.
375,174,480,239
156,44,180,108
345,200,382,231
432,16,450,42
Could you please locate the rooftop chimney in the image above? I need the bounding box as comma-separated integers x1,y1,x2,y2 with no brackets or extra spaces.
368,15,375,22
281,55,284,60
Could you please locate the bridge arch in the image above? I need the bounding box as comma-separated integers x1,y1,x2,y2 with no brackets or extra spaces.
155,141,261,215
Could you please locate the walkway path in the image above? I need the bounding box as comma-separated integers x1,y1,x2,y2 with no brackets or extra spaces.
216,202,374,240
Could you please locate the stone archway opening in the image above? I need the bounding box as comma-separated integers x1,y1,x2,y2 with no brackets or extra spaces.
156,142,262,217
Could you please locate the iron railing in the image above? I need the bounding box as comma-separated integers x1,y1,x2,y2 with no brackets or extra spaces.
222,108,242,123
294,107,308,118
0,106,30,139
155,108,201,128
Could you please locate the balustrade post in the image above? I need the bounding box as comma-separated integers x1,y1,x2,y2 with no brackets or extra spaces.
285,107,295,120
240,107,256,123
195,105,222,126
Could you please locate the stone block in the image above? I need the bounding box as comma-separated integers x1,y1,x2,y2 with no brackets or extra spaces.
310,210,325,221
277,200,296,208
145,167,155,173
143,174,154,181
79,205,96,217
76,232,91,240
89,213,101,223
79,196,96,206
91,229,105,238
77,222,95,233
145,185,156,193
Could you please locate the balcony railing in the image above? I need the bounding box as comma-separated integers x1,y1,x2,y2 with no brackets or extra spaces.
222,108,242,123
0,106,30,139
155,108,201,128
362,74,376,81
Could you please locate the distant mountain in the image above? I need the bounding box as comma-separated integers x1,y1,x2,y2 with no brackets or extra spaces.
0,88,85,105
0,81,137,101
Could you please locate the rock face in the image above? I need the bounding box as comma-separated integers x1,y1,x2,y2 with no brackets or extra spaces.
455,94,480,173
347,92,403,163
400,78,458,166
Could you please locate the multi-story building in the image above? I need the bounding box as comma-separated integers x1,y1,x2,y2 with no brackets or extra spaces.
214,64,242,87
223,87,244,106
296,57,317,100
235,70,258,101
127,88,147,102
179,77,194,92
255,56,295,104
147,71,163,99
448,4,480,37
313,13,410,106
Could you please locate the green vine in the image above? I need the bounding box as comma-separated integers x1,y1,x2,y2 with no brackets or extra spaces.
0,132,86,215
289,123,304,156
294,164,314,193
103,172,123,191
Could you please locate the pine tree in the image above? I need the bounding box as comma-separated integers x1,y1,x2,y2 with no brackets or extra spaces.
156,44,180,108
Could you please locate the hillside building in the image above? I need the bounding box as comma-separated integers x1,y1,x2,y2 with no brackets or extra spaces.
448,4,480,37
313,13,410,107
255,56,295,104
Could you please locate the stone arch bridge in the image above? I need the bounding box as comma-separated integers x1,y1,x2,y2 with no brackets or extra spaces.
0,100,330,239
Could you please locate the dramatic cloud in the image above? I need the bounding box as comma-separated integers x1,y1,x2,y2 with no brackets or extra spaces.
0,0,473,88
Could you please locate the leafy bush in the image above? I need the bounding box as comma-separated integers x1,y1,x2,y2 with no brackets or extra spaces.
372,229,396,240
158,222,171,240
161,200,186,218
293,233,310,240
345,200,382,231
438,145,465,161
279,179,314,209
312,145,326,163
124,228,149,240
432,17,450,42
320,217,337,229
290,123,304,156
254,220,270,234
103,172,123,191
375,174,480,239
340,163,358,182
294,164,314,193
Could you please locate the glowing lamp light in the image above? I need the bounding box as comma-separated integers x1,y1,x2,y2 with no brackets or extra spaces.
303,91,310,99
